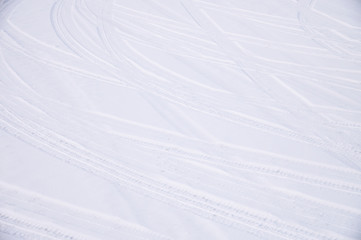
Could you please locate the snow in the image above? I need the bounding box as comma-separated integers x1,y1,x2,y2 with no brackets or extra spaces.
1,0,361,239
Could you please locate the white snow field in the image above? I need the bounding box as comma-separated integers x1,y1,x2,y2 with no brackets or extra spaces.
1,0,361,239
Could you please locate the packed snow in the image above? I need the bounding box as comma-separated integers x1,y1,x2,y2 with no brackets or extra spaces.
1,0,361,239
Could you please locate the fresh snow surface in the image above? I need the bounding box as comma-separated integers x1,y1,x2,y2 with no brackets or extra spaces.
1,0,361,239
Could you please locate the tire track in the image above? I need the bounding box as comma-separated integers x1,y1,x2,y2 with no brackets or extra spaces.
0,105,349,240
1,0,361,239
5,0,355,162
0,182,172,240
180,0,361,171
297,0,361,61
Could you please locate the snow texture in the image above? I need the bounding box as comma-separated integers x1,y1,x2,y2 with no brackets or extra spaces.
1,0,361,239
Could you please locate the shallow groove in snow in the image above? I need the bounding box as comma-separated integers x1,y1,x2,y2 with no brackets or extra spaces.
0,0,361,239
